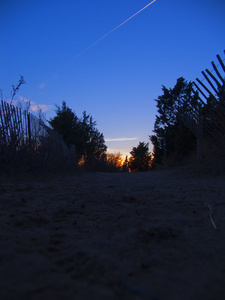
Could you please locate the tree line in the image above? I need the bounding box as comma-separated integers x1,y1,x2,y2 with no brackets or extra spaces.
0,76,153,173
51,74,224,172
49,101,153,172
2,51,224,174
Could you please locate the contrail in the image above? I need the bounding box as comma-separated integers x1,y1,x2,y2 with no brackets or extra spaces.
75,0,157,59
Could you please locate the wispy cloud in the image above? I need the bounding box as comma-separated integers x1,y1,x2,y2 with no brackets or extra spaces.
105,137,138,142
31,103,53,112
20,97,53,112
39,82,47,89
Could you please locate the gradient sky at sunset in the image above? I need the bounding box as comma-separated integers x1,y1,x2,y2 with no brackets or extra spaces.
1,0,224,156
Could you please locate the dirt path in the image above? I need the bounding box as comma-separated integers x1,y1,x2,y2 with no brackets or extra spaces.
0,169,225,299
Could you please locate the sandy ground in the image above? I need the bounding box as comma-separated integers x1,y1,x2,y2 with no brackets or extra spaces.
0,168,225,300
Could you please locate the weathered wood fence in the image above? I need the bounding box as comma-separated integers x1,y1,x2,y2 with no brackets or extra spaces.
0,100,47,145
0,100,76,173
179,50,225,157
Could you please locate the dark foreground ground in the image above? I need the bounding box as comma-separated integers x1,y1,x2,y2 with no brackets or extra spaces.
0,167,225,300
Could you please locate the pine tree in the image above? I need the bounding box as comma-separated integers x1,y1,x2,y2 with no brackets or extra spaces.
49,101,107,168
129,142,152,171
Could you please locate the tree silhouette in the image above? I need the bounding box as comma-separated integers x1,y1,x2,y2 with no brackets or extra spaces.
122,155,130,172
150,77,198,163
129,142,152,171
49,101,107,168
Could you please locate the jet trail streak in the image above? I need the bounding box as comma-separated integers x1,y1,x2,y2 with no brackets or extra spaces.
75,0,157,59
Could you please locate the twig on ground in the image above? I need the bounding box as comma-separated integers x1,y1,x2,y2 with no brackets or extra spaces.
205,202,217,230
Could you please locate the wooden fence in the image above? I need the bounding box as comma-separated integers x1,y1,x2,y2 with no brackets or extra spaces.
0,100,76,173
0,100,47,145
179,50,225,157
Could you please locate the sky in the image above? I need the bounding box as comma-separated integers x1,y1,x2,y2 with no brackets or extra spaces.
0,0,225,157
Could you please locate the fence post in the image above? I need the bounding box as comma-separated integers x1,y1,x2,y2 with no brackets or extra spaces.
0,100,6,143
196,106,203,159
27,112,31,145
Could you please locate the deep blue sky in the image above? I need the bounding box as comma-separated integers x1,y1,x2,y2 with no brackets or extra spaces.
1,0,224,156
